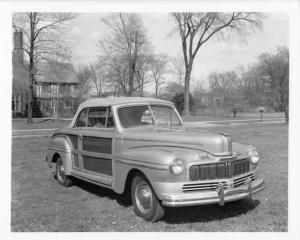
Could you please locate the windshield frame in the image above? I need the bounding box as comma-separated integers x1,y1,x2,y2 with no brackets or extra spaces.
115,102,183,131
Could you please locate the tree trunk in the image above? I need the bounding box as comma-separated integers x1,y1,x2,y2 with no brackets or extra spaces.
128,61,134,96
139,80,144,97
183,64,192,116
155,82,158,98
27,79,33,123
27,13,34,123
27,60,34,123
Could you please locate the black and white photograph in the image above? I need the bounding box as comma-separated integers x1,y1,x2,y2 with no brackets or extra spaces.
2,0,300,237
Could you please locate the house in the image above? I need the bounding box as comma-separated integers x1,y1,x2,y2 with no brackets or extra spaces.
34,62,79,118
12,31,79,118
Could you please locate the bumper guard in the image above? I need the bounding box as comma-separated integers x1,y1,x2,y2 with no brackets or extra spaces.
162,177,265,207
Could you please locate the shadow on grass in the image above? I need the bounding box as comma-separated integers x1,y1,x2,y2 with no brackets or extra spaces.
162,199,260,224
70,177,132,207
64,175,260,223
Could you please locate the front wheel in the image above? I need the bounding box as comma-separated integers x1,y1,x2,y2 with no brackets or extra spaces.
55,156,73,187
131,175,164,222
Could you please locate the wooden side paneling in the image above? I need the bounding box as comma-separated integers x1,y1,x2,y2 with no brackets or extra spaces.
82,155,112,176
82,136,112,154
67,134,78,149
73,153,79,168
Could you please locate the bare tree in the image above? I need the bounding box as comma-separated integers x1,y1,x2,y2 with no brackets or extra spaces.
89,58,112,97
237,64,266,108
13,12,77,123
135,54,153,97
149,54,169,97
171,12,264,116
171,53,185,87
258,47,289,123
209,70,248,116
76,65,93,102
99,13,150,96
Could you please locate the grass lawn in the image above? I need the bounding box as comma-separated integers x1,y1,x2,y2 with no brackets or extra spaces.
11,123,288,231
12,119,71,131
12,112,285,131
182,112,285,122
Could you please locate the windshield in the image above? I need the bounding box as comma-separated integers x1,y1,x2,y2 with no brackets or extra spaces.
118,104,182,129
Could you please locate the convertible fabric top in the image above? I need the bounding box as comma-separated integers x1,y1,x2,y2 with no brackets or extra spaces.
69,97,173,128
79,97,171,108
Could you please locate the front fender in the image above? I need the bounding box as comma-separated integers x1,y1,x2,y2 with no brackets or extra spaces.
114,146,201,194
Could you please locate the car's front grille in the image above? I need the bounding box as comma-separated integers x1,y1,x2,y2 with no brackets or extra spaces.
189,158,250,181
232,159,251,176
182,181,228,192
233,173,255,187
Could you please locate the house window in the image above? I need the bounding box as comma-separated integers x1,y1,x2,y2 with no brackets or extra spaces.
64,99,72,109
12,94,21,112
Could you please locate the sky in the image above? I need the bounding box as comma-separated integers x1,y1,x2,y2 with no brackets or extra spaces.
66,12,289,88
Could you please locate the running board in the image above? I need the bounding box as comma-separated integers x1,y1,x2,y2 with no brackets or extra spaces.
72,169,113,188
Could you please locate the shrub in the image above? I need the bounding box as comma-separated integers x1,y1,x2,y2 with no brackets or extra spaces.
171,92,194,115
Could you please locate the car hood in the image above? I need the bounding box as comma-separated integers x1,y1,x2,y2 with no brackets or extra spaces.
118,127,232,155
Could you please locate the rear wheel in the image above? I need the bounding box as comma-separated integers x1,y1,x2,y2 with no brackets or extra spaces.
131,174,164,222
55,156,73,187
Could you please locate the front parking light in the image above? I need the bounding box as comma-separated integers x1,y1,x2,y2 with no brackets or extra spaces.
248,148,259,164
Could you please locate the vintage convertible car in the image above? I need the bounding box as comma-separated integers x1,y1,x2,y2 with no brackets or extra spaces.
46,97,265,222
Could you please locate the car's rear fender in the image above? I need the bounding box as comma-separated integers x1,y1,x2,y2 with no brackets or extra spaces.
46,133,73,175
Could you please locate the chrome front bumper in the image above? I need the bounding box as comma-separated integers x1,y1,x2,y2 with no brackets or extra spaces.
161,177,265,207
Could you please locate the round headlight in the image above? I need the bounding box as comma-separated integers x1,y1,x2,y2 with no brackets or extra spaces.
169,158,185,175
248,148,259,164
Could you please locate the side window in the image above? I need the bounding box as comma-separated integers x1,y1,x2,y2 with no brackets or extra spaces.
150,105,181,126
106,108,115,128
87,107,115,128
75,108,88,127
87,107,107,128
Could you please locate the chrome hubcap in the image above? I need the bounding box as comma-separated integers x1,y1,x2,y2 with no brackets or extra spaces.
135,181,153,214
57,161,65,182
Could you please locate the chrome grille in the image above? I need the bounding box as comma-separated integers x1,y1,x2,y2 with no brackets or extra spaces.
182,181,228,192
232,159,250,176
189,158,250,181
182,173,255,192
233,173,255,187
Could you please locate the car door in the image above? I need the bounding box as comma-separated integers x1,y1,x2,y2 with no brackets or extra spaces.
69,107,89,171
78,107,115,187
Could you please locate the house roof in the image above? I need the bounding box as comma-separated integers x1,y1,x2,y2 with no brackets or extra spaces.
35,61,78,84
